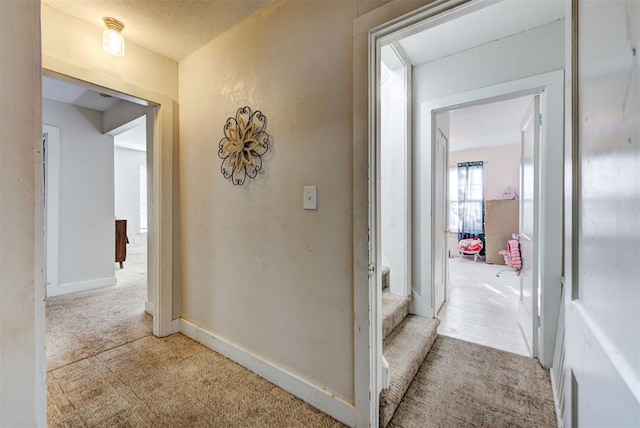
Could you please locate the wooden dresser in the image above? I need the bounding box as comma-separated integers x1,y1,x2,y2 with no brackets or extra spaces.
115,219,128,268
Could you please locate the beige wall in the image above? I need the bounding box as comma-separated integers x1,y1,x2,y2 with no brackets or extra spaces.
449,144,521,200
41,4,178,100
179,0,360,403
0,0,45,425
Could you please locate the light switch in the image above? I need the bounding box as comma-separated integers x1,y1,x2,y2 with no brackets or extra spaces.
303,186,317,210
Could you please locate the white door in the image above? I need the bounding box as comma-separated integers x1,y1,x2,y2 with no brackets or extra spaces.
433,122,448,315
518,96,539,356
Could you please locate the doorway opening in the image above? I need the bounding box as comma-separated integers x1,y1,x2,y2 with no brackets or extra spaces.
43,74,156,371
367,1,565,424
434,95,536,357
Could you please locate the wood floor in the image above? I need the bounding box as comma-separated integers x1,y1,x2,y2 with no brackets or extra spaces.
437,256,530,357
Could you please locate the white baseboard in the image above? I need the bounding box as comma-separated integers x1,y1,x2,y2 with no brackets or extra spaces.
171,318,180,334
410,289,434,318
145,300,154,316
179,318,355,427
145,303,180,334
550,370,564,428
47,276,116,297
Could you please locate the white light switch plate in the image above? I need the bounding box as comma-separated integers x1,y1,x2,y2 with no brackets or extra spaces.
303,186,317,210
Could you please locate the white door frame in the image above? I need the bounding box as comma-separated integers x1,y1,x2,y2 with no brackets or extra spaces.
422,70,564,366
379,44,413,299
42,69,176,338
43,125,60,295
364,1,495,425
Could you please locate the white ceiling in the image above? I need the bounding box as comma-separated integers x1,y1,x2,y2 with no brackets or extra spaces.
449,95,533,152
42,0,273,61
114,117,147,151
398,0,565,66
43,76,121,111
391,0,563,152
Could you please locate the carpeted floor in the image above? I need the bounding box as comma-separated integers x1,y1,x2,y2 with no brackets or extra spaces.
47,334,344,427
46,253,152,371
46,254,555,427
389,336,557,427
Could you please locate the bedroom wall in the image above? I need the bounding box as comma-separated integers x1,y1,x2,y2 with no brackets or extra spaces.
43,98,115,295
447,143,521,257
114,147,147,254
449,144,521,200
114,122,148,254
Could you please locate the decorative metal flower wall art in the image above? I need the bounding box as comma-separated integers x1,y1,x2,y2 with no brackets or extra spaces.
218,106,272,185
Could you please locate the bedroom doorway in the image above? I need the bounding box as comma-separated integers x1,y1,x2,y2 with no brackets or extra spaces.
43,73,156,372
434,95,534,357
424,71,564,365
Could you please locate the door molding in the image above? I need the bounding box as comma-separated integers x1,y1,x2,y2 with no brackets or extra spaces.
422,70,564,366
359,1,506,425
43,125,60,295
42,65,176,338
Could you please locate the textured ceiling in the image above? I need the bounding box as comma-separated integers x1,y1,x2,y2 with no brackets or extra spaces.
42,0,273,61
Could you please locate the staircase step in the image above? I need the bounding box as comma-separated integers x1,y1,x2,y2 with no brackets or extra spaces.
380,315,439,428
381,265,390,290
382,292,410,339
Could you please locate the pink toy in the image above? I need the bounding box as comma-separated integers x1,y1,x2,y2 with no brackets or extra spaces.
458,238,484,262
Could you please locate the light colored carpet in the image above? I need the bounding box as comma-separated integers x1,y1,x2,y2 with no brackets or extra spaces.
380,315,439,427
46,253,152,371
389,336,556,428
47,334,344,427
382,291,410,339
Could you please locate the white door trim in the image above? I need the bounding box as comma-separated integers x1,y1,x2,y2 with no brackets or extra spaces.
421,70,564,366
42,66,176,338
380,43,413,299
361,1,499,425
43,125,60,296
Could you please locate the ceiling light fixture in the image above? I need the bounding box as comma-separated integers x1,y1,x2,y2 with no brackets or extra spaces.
103,17,125,57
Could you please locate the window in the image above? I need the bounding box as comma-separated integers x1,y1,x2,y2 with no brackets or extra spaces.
448,167,459,231
140,164,147,233
449,163,484,233
457,162,485,236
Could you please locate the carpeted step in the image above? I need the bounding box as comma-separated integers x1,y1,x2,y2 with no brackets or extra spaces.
379,315,439,428
382,292,410,339
381,265,390,290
